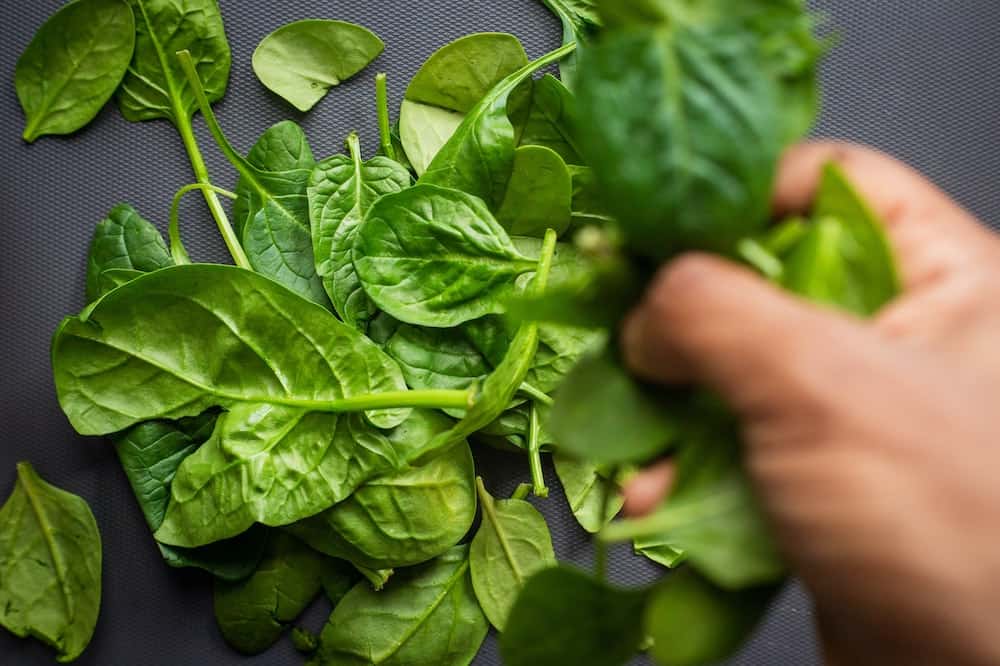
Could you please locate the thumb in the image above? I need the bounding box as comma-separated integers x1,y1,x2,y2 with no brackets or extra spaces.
622,254,872,418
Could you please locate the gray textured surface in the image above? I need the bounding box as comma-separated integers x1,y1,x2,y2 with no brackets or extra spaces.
1,1,997,664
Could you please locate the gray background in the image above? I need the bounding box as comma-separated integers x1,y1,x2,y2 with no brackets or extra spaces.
1,1,997,664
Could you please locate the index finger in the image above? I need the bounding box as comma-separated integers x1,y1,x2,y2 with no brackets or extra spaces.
773,141,990,290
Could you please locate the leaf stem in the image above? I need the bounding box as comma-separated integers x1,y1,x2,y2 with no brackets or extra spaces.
527,402,549,498
517,383,553,406
307,388,474,413
375,73,395,161
511,484,532,501
532,229,559,296
169,184,238,265
172,109,251,269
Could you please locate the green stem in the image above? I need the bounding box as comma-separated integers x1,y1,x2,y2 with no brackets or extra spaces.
736,238,783,281
532,229,559,296
511,484,532,501
375,73,395,161
517,382,553,406
173,110,251,269
293,389,474,414
170,184,238,265
527,401,549,498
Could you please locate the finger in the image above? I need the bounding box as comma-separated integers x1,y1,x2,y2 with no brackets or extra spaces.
622,459,676,517
622,253,874,417
774,141,990,290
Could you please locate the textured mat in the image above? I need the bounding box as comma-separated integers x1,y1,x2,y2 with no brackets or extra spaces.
1,1,998,664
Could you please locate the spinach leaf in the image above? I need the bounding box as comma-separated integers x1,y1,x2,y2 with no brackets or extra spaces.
518,74,583,165
252,20,384,112
497,145,573,237
354,184,537,327
310,545,488,666
420,42,577,209
287,413,477,569
213,532,329,655
321,560,360,606
602,418,785,590
500,566,648,666
113,415,268,581
16,0,135,142
553,455,624,533
85,203,173,302
117,0,230,126
382,322,491,391
470,479,556,630
549,349,681,464
634,536,686,569
399,33,529,175
0,463,101,663
644,568,779,666
782,164,901,315
537,0,601,89
309,133,411,327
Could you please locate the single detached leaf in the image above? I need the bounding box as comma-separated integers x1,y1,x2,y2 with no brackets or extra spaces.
213,532,328,655
16,0,135,142
0,463,101,663
501,566,648,666
288,414,477,570
354,184,537,327
644,568,779,666
309,134,411,327
497,145,573,237
420,42,576,209
550,350,681,464
399,33,529,175
553,455,624,533
470,479,556,630
253,20,384,112
310,545,487,666
118,0,230,126
85,203,173,302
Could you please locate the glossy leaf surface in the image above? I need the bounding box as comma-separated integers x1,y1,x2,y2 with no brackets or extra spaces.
85,203,173,302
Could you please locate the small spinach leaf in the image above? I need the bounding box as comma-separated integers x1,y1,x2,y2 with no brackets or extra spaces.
85,203,173,302
470,478,556,630
16,0,135,142
310,545,487,666
252,20,384,112
500,566,648,666
0,463,101,663
519,74,583,165
497,145,573,237
309,133,411,327
537,0,601,89
553,455,624,533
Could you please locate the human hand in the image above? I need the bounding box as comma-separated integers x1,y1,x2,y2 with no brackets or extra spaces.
620,142,1000,666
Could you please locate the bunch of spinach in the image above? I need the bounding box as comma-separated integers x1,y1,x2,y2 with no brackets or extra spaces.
5,0,904,664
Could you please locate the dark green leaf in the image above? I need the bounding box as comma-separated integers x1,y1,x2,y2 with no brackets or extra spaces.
310,545,488,666
252,20,384,112
0,463,101,663
644,568,779,666
501,566,648,666
16,0,135,142
470,479,556,630
85,203,173,302
309,134,411,327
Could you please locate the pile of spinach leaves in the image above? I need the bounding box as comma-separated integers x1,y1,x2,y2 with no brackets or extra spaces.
3,0,902,664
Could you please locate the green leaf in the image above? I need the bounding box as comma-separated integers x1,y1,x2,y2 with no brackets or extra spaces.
644,568,779,666
553,455,624,533
252,20,384,112
287,413,477,569
118,0,230,126
0,463,101,663
470,478,556,630
602,419,785,589
497,145,573,237
381,321,491,391
309,133,411,327
782,164,901,316
576,23,783,256
320,560,360,606
354,184,537,327
550,350,681,464
519,74,584,165
213,532,328,655
112,415,269,580
85,203,173,302
310,545,488,666
420,42,577,209
16,0,135,142
537,0,602,89
399,33,529,175
501,566,648,666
